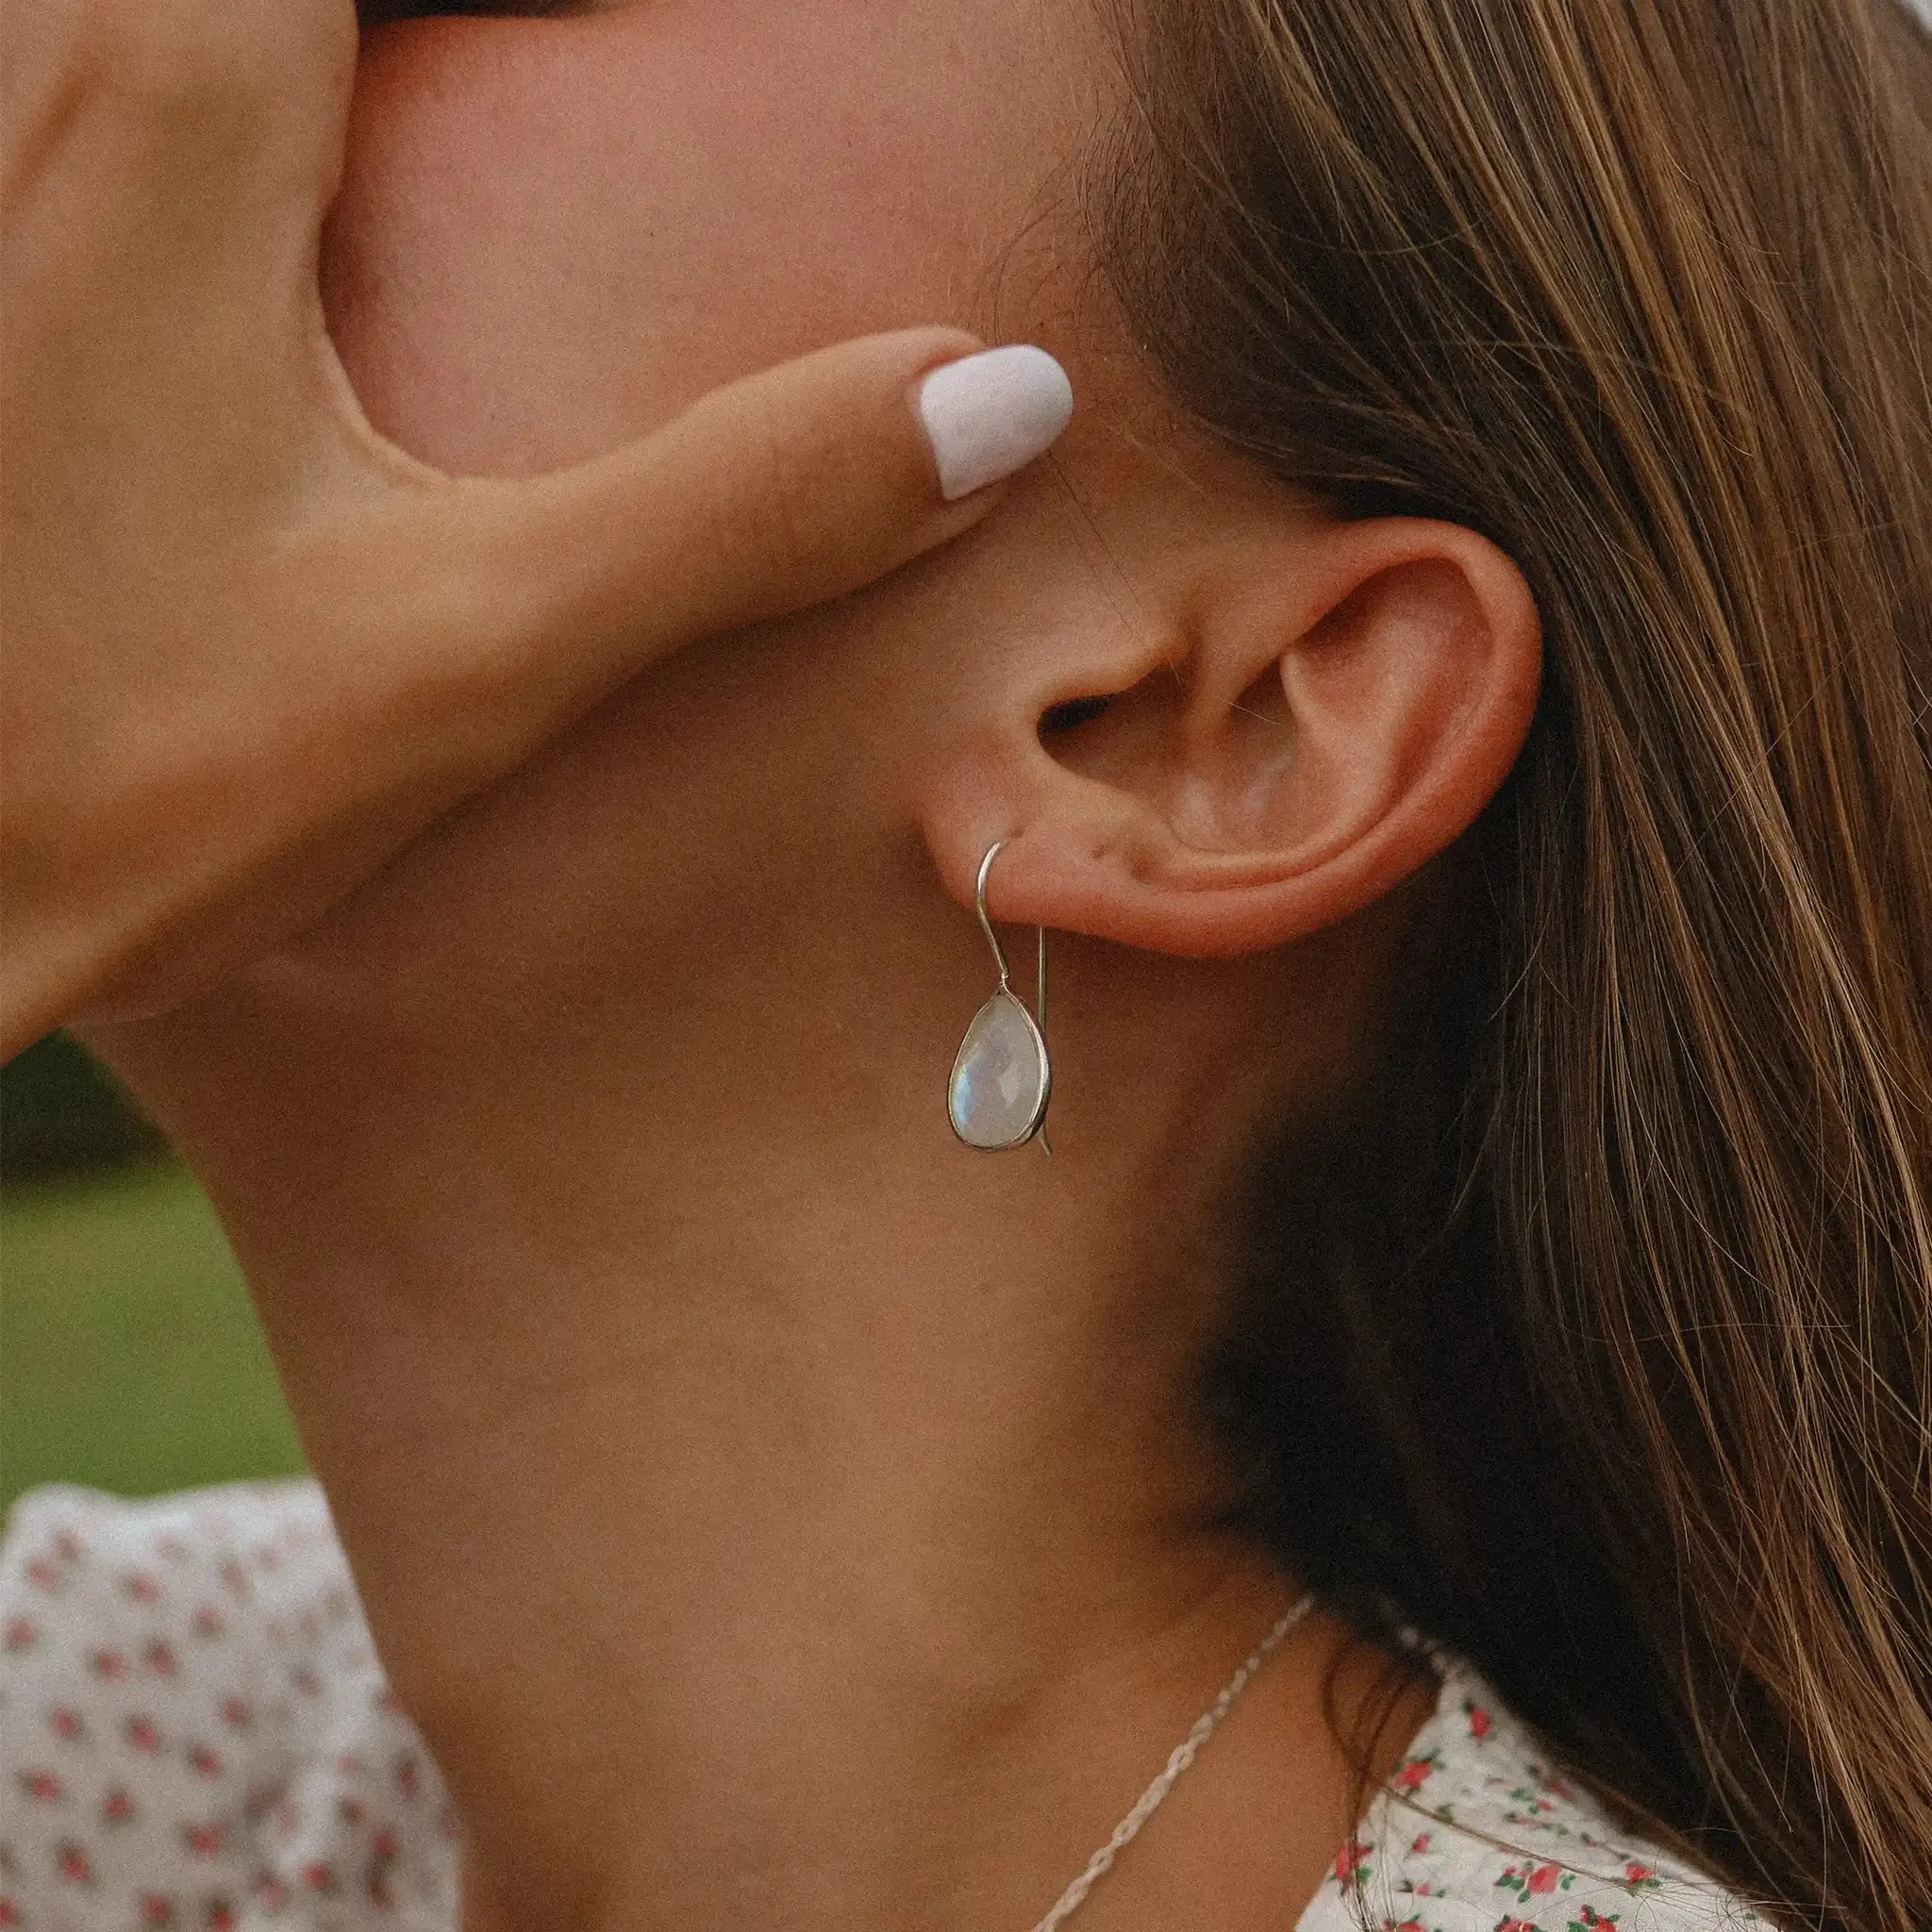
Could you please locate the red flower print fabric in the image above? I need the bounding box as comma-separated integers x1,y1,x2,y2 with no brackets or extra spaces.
0,1484,458,1929
1298,1668,1769,1931
4,1482,1769,1929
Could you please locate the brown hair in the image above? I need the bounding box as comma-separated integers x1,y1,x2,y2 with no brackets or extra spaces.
1087,0,1932,1924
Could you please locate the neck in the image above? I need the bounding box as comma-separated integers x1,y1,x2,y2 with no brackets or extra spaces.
91,908,1429,1930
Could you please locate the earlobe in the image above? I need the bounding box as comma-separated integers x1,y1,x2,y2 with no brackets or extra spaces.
920,517,1541,958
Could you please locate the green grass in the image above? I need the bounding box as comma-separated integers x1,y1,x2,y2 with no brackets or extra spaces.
0,1161,306,1519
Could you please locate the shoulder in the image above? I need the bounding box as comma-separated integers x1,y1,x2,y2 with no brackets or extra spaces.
0,1480,458,1929
1297,1657,1773,1932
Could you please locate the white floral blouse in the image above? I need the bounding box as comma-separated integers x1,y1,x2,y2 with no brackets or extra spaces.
1,1481,1770,1931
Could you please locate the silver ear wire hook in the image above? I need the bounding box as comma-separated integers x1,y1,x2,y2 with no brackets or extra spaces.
1036,921,1047,1042
974,840,1013,991
1035,919,1050,1157
950,840,1053,1154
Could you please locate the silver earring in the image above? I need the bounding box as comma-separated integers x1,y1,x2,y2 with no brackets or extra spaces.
947,840,1052,1154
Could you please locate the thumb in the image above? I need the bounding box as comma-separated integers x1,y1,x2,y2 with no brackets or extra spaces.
395,327,1074,724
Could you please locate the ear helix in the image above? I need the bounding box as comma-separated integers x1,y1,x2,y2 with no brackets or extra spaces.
947,840,1052,1153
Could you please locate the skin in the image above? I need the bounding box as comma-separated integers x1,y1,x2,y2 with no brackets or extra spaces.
65,0,1541,1926
2,0,1008,1055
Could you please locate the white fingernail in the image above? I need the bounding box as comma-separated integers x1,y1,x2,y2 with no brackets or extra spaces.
916,345,1074,501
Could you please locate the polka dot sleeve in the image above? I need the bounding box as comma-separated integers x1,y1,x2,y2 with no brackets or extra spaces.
0,1481,459,1931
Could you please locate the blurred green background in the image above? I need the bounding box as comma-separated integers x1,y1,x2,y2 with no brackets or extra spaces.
0,1034,306,1519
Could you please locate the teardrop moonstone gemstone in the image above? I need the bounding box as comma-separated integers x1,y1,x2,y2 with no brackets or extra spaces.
948,991,1050,1149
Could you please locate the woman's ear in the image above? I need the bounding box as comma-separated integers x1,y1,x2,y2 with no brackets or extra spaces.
919,516,1541,957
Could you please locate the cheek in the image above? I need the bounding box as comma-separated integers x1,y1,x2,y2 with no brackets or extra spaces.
322,5,1073,477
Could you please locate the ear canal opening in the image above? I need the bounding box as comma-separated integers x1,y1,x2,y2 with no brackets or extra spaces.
1034,666,1184,788
1039,694,1114,737
358,0,572,23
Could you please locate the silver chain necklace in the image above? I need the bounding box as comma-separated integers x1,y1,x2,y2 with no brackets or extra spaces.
1028,1592,1318,1931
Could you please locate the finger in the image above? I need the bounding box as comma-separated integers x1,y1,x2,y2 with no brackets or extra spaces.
389,327,1074,730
